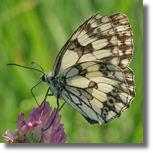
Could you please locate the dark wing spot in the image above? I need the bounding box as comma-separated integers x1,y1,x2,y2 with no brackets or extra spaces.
84,43,94,54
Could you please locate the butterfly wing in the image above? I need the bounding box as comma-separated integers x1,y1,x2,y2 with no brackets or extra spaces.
52,12,133,77
60,61,135,124
50,12,135,124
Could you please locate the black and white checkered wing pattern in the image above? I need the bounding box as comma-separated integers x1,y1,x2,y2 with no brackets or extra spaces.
50,12,135,124
52,12,133,77
61,61,135,124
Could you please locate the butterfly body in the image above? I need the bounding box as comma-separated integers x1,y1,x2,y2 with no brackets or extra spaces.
40,12,135,125
41,72,64,99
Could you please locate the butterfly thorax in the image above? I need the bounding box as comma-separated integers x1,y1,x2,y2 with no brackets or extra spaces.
41,72,65,99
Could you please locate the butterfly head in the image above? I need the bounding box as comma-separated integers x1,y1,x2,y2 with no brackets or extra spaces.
40,73,47,82
40,72,52,84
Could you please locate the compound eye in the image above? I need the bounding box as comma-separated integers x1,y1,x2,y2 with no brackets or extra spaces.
41,75,46,82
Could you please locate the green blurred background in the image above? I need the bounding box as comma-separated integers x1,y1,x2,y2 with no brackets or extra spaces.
0,0,143,143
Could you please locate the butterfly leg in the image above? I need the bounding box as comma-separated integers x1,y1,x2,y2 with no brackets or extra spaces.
42,98,60,131
39,87,53,107
39,88,54,123
59,102,65,111
31,81,42,107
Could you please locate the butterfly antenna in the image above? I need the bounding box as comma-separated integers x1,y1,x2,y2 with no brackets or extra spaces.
7,63,45,106
7,63,44,74
31,61,45,72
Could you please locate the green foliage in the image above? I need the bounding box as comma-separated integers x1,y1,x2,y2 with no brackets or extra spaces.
0,0,143,143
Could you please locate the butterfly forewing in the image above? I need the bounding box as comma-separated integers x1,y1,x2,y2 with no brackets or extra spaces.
52,12,133,77
47,12,135,124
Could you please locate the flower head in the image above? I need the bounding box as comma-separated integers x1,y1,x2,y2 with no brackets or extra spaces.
1,102,67,143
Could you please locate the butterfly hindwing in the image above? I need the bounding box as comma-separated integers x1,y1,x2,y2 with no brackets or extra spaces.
60,61,135,124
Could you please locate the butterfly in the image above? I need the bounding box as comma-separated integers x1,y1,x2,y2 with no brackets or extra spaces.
41,12,135,125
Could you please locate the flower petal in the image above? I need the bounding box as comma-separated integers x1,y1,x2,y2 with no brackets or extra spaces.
20,121,41,139
16,112,25,133
40,102,52,126
1,129,14,143
1,135,14,143
5,129,14,140
26,102,51,128
59,131,67,143
11,129,18,137
44,108,60,136
51,124,65,143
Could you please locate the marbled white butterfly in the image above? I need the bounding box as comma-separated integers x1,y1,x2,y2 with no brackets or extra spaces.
40,12,135,125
